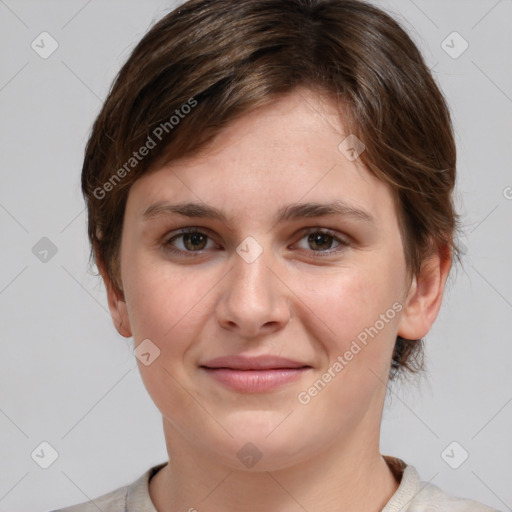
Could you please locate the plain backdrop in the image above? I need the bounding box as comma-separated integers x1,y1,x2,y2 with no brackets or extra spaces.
0,1,511,511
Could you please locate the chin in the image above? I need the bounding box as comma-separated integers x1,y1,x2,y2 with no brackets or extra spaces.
205,416,321,472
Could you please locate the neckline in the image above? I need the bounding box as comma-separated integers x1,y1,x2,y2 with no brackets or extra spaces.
133,457,419,512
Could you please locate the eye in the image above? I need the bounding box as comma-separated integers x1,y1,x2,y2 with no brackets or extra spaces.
163,227,349,258
165,228,217,254
294,228,349,255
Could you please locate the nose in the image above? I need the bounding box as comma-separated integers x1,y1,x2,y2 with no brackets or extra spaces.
215,247,291,338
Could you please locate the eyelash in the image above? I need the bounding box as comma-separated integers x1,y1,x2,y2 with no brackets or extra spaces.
163,227,350,258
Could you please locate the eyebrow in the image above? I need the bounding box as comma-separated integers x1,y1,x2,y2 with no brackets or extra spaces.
142,200,374,225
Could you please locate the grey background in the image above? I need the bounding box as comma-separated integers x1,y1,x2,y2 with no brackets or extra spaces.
0,0,511,511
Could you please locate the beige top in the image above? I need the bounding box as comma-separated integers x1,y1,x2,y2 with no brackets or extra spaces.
52,457,500,512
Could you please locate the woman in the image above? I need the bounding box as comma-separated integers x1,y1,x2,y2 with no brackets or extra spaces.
54,0,499,510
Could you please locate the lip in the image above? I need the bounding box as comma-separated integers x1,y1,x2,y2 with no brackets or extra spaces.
200,354,310,370
200,355,312,393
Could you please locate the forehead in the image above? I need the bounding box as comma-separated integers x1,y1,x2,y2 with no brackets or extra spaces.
125,88,397,229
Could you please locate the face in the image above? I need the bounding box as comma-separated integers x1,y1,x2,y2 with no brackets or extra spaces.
105,87,446,471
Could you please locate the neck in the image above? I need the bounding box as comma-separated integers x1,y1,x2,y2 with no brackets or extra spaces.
149,420,399,512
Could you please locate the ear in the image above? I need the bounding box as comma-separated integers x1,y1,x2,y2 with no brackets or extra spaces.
397,244,451,340
96,256,132,338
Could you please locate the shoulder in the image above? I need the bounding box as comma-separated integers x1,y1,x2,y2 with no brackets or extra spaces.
409,480,501,512
383,457,501,512
49,462,167,512
50,485,127,512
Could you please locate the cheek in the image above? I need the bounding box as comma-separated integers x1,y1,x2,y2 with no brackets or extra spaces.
291,267,403,427
121,244,227,389
121,258,214,416
295,257,405,371
125,263,207,342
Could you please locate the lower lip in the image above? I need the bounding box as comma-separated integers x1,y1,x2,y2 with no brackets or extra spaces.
201,367,310,393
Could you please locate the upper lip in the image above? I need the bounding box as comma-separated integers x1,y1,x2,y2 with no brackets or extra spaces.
200,355,311,370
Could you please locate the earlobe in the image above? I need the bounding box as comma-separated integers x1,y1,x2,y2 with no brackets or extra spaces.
397,245,451,340
96,257,132,338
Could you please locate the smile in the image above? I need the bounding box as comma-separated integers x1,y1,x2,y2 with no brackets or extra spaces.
200,355,311,393
200,367,311,393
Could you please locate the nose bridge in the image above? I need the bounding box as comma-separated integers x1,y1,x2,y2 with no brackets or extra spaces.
215,238,290,336
230,243,275,307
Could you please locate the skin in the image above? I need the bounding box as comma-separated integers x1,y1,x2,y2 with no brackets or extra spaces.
100,87,451,512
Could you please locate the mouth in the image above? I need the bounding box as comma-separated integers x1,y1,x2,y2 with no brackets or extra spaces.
199,355,312,393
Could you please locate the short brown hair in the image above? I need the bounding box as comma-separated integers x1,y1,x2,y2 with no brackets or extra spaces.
82,0,458,378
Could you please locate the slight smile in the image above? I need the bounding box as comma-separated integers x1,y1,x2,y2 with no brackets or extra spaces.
200,355,312,393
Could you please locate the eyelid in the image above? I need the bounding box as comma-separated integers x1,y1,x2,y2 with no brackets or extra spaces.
165,226,217,242
293,226,348,241
164,227,221,255
162,225,350,257
291,227,350,255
